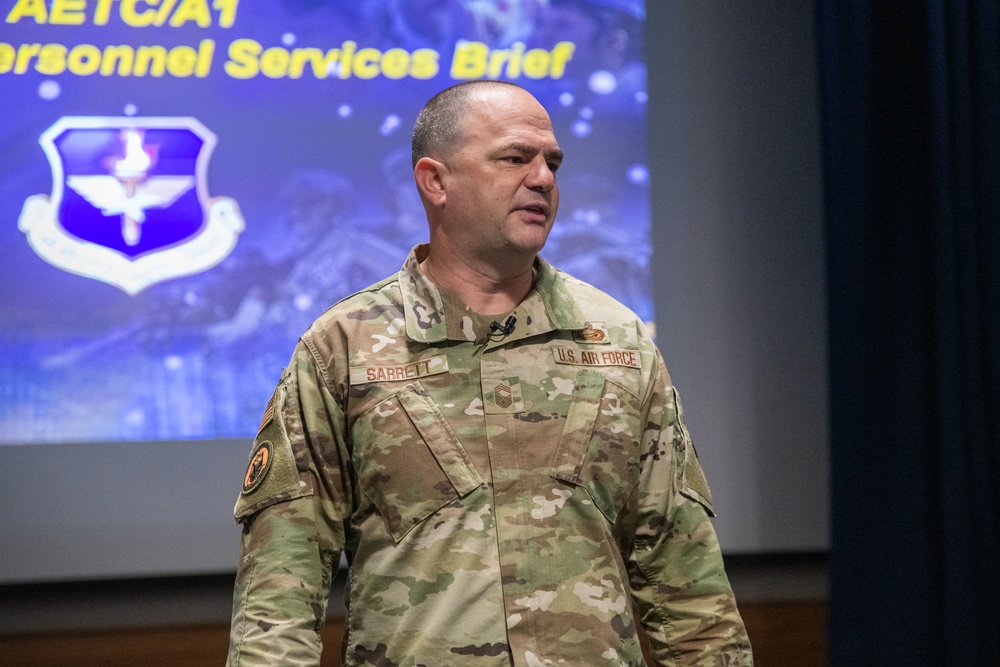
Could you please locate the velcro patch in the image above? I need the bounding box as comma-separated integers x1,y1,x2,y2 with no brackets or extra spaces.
349,354,449,385
552,346,641,369
682,445,715,515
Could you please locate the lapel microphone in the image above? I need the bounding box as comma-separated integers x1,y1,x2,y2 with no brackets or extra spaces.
489,315,517,337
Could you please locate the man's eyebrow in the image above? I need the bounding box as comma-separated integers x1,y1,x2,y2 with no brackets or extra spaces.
501,142,564,163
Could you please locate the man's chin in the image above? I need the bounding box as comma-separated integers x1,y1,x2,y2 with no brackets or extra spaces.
511,236,550,259
514,224,553,251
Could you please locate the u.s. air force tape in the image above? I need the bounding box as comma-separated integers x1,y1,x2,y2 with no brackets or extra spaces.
552,346,641,368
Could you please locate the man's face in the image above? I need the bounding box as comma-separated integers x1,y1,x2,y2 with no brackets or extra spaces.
438,87,563,267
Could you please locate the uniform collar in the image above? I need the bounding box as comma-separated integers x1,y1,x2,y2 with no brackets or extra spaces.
397,244,589,343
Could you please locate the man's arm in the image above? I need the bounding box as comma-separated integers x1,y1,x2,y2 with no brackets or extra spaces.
627,360,753,666
228,497,342,666
227,342,351,667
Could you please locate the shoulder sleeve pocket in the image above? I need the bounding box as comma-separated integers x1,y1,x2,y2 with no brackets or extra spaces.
669,386,716,516
234,375,312,522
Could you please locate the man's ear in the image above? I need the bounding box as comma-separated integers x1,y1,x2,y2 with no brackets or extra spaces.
414,157,447,207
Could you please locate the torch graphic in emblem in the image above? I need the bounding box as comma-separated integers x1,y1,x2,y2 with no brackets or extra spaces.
66,128,195,246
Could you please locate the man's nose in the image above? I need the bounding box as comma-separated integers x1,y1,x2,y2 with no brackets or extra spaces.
525,158,556,192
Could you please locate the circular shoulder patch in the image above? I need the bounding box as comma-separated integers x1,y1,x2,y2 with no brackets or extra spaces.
242,441,272,495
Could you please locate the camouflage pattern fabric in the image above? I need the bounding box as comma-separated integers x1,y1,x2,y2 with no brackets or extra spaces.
227,245,753,666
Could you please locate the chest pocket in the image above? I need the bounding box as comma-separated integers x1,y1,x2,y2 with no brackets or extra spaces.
351,380,483,542
551,368,643,524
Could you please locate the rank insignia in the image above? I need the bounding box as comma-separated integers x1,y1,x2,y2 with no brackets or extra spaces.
18,116,244,295
493,381,513,408
242,441,272,495
484,376,523,414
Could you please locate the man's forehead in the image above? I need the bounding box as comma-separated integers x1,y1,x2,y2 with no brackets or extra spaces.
469,87,551,123
450,86,560,154
474,102,558,139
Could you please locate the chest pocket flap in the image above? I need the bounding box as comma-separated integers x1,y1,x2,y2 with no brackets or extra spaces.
551,368,642,523
352,381,483,542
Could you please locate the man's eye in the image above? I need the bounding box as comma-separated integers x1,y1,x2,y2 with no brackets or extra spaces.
505,156,524,164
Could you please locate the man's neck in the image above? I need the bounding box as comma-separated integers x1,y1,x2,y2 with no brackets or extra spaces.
419,246,536,316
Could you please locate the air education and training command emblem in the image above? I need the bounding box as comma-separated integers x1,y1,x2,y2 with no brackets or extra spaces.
242,441,273,495
18,116,245,295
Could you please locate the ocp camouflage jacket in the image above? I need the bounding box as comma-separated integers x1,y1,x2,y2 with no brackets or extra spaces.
228,246,753,667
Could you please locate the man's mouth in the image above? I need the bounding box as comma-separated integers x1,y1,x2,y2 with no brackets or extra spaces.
518,203,549,220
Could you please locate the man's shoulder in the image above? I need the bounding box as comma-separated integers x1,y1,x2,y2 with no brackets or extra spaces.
303,272,404,340
547,265,644,326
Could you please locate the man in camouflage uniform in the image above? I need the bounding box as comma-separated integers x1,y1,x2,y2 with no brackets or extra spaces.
228,80,753,666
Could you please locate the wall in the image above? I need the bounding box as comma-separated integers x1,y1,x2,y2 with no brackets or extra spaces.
647,0,829,552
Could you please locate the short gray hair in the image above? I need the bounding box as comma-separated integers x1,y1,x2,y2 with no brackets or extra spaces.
411,80,524,168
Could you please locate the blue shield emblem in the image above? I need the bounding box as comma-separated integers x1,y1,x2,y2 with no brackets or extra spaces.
19,117,244,294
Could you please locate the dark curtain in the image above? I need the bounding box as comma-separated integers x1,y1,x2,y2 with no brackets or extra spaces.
818,1,1000,665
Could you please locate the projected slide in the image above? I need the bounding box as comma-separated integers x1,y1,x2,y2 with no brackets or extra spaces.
0,0,649,445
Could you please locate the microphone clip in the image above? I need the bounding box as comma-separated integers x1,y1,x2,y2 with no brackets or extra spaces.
488,315,517,338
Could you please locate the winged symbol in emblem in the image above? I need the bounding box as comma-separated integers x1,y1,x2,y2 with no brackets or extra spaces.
65,128,194,246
